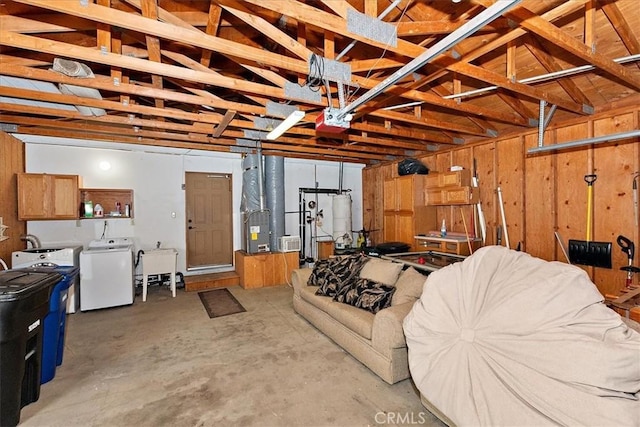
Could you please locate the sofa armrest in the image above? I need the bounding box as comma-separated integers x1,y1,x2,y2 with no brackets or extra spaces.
291,268,313,296
372,301,415,351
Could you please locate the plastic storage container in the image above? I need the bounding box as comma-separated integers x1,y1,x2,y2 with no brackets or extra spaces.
0,269,60,427
26,266,80,384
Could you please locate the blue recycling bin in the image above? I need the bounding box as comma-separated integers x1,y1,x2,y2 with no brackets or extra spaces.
28,266,80,384
0,269,60,427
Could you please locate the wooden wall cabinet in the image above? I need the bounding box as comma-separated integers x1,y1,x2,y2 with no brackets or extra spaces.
383,175,436,250
424,170,478,205
17,173,79,220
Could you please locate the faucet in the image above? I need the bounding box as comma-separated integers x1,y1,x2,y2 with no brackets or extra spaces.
20,234,42,249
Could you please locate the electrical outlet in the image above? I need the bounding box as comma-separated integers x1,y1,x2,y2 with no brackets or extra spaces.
568,240,612,269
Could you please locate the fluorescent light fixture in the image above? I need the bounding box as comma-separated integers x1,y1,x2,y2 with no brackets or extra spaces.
266,110,305,140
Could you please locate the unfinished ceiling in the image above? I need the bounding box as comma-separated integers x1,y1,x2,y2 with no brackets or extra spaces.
0,0,639,164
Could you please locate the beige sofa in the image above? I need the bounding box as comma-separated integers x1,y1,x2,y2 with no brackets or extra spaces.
291,258,426,385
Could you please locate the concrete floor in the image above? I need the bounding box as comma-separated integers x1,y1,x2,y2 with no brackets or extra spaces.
20,284,444,427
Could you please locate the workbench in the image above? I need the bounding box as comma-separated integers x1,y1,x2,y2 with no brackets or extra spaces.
414,234,482,256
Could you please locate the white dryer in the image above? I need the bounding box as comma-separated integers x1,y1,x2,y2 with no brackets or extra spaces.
12,245,82,313
80,238,134,311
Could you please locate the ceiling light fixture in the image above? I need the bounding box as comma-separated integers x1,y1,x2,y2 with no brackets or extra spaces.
266,110,305,140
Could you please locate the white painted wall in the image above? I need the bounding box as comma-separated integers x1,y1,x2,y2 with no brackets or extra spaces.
18,136,363,275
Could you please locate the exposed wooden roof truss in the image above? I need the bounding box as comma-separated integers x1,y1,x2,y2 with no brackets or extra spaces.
0,0,639,163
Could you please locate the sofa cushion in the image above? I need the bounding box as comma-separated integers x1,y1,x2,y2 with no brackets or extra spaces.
391,267,427,306
314,254,368,297
359,257,404,286
324,298,375,339
299,284,334,312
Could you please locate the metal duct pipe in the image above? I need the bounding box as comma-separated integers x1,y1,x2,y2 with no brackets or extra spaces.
338,162,344,194
265,156,285,252
257,149,265,211
240,154,261,213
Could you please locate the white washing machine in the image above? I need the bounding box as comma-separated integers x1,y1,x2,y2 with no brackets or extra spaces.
80,238,134,311
12,246,82,313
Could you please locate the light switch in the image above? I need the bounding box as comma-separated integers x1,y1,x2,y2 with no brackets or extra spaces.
171,212,176,218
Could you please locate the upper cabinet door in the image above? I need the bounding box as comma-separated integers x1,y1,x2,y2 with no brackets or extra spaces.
17,173,79,220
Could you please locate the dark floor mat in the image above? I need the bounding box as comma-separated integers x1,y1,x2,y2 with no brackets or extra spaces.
198,288,246,318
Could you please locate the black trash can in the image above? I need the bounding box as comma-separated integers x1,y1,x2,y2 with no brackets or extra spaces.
0,269,61,427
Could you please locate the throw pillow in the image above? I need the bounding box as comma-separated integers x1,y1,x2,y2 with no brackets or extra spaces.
391,267,427,306
315,254,368,297
352,278,396,314
359,257,404,286
307,259,332,287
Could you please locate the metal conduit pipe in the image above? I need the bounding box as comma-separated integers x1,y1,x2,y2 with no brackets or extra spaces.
385,53,640,111
445,53,640,101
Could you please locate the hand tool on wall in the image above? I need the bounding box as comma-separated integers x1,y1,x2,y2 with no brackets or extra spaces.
554,231,571,263
459,207,473,255
568,173,612,268
633,173,639,227
496,186,510,249
617,235,639,289
584,174,597,241
472,159,486,245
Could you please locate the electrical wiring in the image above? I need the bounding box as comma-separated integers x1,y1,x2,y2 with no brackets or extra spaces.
304,53,324,92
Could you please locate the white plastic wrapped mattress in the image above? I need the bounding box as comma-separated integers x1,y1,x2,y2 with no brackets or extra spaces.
403,246,640,426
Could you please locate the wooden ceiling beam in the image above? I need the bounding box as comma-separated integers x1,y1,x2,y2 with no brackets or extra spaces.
398,1,590,97
140,0,165,110
211,110,236,137
12,0,310,74
6,115,390,161
523,36,592,107
601,1,640,69
10,0,529,128
0,64,265,115
396,19,510,36
480,1,640,91
214,0,311,61
0,14,94,33
0,31,292,99
200,2,223,68
0,86,225,124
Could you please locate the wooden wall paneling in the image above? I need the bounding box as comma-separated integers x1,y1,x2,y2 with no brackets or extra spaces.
496,136,525,250
474,143,497,245
432,152,453,234
523,131,557,260
0,132,26,264
361,165,377,242
451,148,474,236
592,113,637,295
555,123,592,277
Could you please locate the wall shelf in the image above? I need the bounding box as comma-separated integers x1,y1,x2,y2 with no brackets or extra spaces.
79,188,133,219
